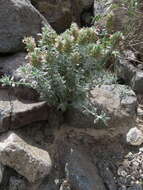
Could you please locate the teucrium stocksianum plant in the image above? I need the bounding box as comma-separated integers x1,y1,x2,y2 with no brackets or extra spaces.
0,23,123,125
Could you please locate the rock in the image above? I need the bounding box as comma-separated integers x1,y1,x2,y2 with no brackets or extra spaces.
38,176,58,190
93,0,114,27
31,0,73,33
0,53,27,76
116,53,137,85
107,6,129,32
119,186,127,190
0,166,18,190
0,164,4,185
66,149,106,190
0,132,52,183
78,0,94,26
0,88,60,133
31,0,94,32
100,85,137,116
39,182,58,190
80,0,94,10
131,71,143,94
127,184,143,190
65,84,137,137
97,161,117,190
13,86,40,101
126,127,143,146
117,149,143,188
115,51,143,95
81,11,93,26
9,176,26,190
94,0,111,17
0,53,39,101
0,0,48,53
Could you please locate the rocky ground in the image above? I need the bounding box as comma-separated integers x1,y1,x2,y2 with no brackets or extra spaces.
0,0,143,190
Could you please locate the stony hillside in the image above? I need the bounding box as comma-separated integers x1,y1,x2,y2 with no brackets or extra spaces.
0,0,143,190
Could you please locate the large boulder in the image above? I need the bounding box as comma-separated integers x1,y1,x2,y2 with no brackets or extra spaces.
0,132,52,182
0,0,48,53
65,84,137,137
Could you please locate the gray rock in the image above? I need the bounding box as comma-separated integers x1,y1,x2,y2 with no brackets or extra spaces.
9,176,26,190
131,71,143,94
39,183,58,190
0,132,52,183
0,88,60,132
115,51,143,95
97,161,117,190
127,184,143,190
94,0,129,31
38,176,58,190
100,84,137,116
0,53,39,101
0,0,48,53
126,127,143,146
31,0,94,33
94,0,112,17
31,0,72,33
0,53,27,76
119,186,127,190
0,164,4,185
80,0,94,10
116,55,137,85
65,84,137,137
66,149,106,190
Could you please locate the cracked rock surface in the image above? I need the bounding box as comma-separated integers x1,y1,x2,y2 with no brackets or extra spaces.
0,88,55,133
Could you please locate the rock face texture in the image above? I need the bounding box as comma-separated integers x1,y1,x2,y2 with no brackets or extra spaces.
65,84,137,137
116,53,137,85
31,0,73,33
131,72,143,95
116,52,143,95
0,52,27,76
31,0,94,32
0,164,4,185
66,149,106,190
0,0,48,53
9,176,26,190
0,132,52,182
0,88,60,133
